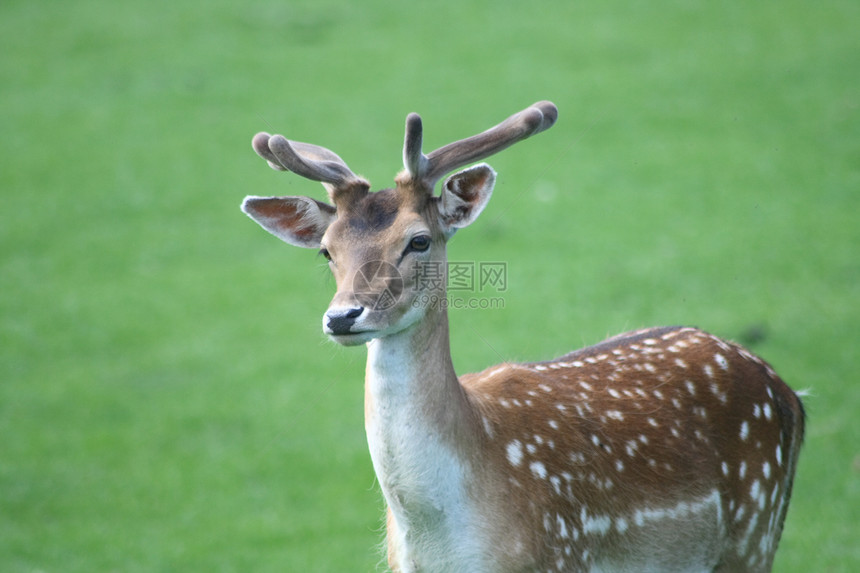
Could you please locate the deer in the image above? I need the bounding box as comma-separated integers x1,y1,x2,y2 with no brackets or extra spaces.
240,101,805,572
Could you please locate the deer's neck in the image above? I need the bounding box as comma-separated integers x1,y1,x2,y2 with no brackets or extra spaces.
365,305,460,409
364,307,482,566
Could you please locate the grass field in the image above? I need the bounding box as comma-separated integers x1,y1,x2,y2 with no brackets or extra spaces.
2,0,858,570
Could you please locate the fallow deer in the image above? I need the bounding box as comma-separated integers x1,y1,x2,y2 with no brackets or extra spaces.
241,101,804,572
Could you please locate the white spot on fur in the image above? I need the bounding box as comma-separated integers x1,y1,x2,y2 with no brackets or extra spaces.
557,514,568,538
530,461,547,479
626,490,721,531
740,421,750,441
711,383,728,404
750,479,760,500
583,513,612,536
481,416,494,437
751,479,766,510
625,441,638,457
506,440,523,466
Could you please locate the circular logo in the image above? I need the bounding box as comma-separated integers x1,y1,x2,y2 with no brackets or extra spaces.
352,260,403,311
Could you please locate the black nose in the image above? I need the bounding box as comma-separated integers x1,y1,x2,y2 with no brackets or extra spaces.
325,307,364,335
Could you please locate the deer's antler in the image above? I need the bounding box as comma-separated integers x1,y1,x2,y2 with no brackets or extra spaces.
402,101,558,189
252,132,368,202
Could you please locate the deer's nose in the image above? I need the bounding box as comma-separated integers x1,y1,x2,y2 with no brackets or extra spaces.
324,306,365,335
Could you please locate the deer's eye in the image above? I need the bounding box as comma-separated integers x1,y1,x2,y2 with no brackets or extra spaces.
408,235,431,253
319,247,332,262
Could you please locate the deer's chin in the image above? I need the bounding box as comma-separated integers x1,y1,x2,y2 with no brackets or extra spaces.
326,330,376,347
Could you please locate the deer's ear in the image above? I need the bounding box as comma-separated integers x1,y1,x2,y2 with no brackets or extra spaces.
436,163,496,232
241,196,336,248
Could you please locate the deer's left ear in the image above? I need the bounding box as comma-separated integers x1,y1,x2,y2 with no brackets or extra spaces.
436,163,496,232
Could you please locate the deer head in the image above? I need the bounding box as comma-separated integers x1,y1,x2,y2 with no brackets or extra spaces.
242,101,558,346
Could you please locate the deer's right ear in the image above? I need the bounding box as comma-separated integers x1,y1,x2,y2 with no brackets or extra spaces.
436,163,496,233
241,196,336,248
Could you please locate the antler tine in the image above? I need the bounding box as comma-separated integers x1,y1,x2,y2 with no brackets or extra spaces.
406,101,558,187
252,132,288,171
403,113,429,179
252,132,367,192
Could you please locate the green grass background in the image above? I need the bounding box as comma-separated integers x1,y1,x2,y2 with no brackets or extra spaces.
2,0,857,570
